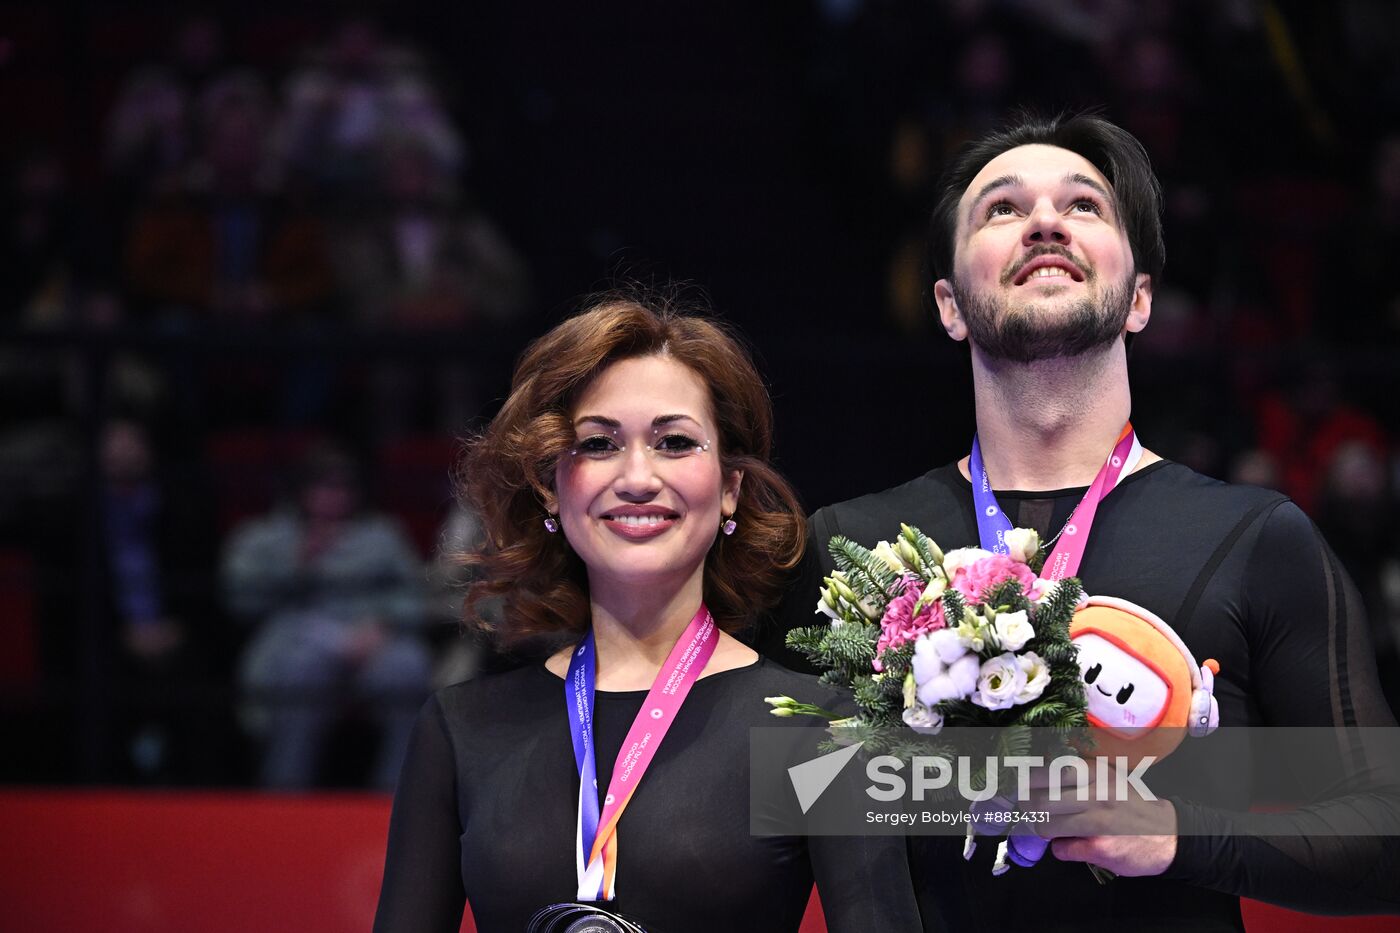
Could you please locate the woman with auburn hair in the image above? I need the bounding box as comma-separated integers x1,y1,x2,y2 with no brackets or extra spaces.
373,288,917,932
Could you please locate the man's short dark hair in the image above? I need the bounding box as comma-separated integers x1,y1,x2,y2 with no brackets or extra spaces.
927,111,1165,286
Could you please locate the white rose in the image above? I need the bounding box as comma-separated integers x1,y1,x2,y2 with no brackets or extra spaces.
1003,527,1041,564
972,653,1026,711
902,702,944,735
1015,651,1051,705
926,627,967,664
991,610,1035,652
872,540,906,573
942,546,994,578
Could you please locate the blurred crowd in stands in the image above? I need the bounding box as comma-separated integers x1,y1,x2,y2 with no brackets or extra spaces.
1,1,1398,789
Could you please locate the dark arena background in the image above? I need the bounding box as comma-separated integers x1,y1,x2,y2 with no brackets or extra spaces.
2,2,1398,930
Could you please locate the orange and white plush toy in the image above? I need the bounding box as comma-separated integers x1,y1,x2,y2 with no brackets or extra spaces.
1070,595,1220,767
976,596,1220,875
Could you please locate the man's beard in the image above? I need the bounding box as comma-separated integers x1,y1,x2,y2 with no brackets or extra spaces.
953,273,1135,364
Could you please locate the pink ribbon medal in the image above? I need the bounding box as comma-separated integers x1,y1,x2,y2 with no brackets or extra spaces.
565,605,717,902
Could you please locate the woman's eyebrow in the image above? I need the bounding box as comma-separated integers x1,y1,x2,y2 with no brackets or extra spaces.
653,414,701,427
573,414,703,429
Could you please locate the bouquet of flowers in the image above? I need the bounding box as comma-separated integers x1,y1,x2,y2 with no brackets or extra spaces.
770,524,1092,874
773,523,1088,749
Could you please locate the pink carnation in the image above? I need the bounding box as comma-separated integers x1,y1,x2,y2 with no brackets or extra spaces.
950,554,1037,605
875,574,946,670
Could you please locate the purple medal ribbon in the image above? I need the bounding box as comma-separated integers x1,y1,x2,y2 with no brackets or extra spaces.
565,632,602,897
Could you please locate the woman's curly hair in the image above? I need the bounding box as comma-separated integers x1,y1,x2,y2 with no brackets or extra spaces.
458,285,805,649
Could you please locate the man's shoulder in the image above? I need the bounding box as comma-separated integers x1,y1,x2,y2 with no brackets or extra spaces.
812,462,968,542
1132,461,1293,516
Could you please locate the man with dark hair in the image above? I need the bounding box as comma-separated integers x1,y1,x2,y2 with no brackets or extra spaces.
768,112,1400,928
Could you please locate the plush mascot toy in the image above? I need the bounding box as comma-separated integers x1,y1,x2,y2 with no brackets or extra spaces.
978,596,1219,875
1071,595,1220,763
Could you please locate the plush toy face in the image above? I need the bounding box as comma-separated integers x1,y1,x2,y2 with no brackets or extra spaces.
1069,602,1196,763
1076,633,1171,735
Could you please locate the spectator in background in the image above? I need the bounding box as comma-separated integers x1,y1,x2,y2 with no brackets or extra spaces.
222,442,430,789
1250,362,1388,513
0,149,79,325
103,14,229,213
124,72,334,322
328,137,528,436
101,418,221,781
103,420,187,669
274,16,464,198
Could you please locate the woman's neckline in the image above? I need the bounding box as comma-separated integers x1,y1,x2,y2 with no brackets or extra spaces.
535,655,765,696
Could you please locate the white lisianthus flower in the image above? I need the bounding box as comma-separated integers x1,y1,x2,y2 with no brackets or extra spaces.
815,596,843,625
972,653,1026,711
902,702,944,735
942,546,994,578
1015,651,1051,705
903,672,917,709
927,627,967,664
1003,527,1041,564
991,610,1035,652
955,614,987,653
872,540,906,573
918,576,947,607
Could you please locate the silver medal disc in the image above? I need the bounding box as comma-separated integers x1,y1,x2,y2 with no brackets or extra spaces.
527,903,645,933
562,914,627,933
